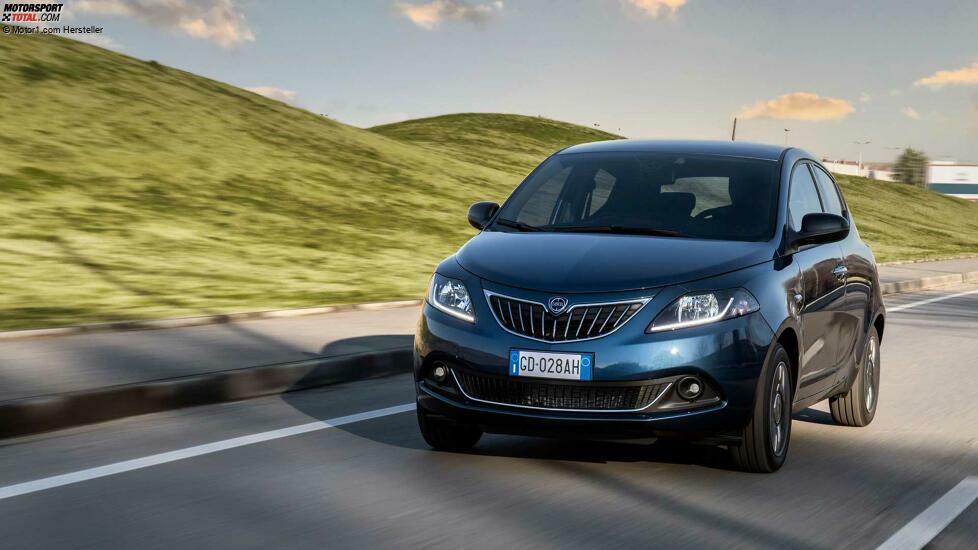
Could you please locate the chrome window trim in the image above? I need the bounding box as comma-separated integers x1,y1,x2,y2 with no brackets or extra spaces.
483,290,652,344
450,368,673,413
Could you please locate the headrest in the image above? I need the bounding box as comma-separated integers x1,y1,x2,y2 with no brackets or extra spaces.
728,177,751,204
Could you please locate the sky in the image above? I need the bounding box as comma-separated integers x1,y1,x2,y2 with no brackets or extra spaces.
48,0,978,162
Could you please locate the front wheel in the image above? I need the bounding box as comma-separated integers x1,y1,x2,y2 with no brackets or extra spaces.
830,327,880,427
730,343,793,473
417,408,482,452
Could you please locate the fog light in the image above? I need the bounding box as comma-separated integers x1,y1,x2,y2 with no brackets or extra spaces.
431,362,448,383
676,376,704,401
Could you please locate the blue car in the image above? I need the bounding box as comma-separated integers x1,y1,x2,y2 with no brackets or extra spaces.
414,140,885,472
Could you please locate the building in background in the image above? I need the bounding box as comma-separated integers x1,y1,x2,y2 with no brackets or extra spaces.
822,158,977,200
928,162,978,201
864,162,896,182
821,159,896,181
822,159,861,176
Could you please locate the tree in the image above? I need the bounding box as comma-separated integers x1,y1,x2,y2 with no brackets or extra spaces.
893,148,929,187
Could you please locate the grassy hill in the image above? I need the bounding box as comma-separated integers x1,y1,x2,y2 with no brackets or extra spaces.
371,113,619,173
0,33,619,329
1,33,977,330
834,174,978,261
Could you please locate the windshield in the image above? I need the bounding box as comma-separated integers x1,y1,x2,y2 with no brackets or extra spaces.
493,151,780,241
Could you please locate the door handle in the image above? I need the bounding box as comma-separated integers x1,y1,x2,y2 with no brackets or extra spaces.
832,264,848,280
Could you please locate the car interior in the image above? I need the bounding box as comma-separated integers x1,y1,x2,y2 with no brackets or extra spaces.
547,156,778,240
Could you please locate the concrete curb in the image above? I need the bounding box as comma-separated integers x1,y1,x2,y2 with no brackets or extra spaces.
0,346,413,439
0,300,422,342
878,254,978,267
880,270,978,295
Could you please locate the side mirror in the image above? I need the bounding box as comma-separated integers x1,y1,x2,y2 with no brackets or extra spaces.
789,213,850,249
467,201,499,230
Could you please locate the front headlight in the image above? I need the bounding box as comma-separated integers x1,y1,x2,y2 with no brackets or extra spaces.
428,274,475,322
647,288,759,333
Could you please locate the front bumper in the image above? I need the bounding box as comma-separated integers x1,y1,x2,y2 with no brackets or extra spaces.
415,282,775,440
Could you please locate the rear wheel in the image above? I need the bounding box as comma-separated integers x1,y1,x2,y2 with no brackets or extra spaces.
417,408,482,451
730,344,793,473
830,327,880,427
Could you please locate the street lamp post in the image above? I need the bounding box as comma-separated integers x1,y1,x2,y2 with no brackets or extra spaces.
854,140,871,173
783,128,790,145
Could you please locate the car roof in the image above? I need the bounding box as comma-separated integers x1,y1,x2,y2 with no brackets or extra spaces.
559,139,788,161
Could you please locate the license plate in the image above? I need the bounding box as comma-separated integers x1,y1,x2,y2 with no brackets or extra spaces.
509,349,593,381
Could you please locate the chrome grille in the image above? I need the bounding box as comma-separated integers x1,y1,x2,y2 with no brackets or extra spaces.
454,370,666,411
485,292,647,342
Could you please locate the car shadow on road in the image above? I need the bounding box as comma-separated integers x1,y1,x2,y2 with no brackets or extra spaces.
282,343,843,472
316,334,414,358
793,407,836,425
471,436,735,469
283,372,743,472
332,405,740,470
274,334,414,396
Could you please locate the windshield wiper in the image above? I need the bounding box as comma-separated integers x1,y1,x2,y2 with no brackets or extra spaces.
495,218,542,232
548,225,685,237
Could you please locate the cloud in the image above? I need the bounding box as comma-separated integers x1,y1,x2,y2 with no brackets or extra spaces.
395,0,503,29
74,0,254,48
859,92,871,103
246,87,297,104
622,0,688,18
737,92,855,121
915,61,978,89
901,106,921,120
68,33,123,50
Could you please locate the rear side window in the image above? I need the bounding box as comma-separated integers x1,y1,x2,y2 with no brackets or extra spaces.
812,166,845,217
788,164,823,231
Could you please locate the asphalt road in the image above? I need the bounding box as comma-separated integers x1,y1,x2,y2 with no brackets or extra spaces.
1,285,976,549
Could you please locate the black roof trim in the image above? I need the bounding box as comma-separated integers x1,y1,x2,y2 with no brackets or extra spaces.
559,139,788,161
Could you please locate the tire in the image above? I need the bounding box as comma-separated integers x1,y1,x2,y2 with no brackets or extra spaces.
417,408,482,452
830,327,880,427
730,343,793,473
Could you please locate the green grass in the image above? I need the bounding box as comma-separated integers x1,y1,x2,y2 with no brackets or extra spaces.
0,33,619,330
372,113,619,173
835,174,978,261
1,33,976,330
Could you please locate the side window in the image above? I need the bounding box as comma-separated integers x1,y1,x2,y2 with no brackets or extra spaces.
516,166,571,225
812,166,845,217
788,164,823,231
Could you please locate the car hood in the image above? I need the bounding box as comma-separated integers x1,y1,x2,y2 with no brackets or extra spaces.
456,231,775,293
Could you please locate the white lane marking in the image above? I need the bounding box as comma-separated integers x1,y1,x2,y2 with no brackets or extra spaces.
887,288,978,313
876,476,978,550
0,403,415,501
